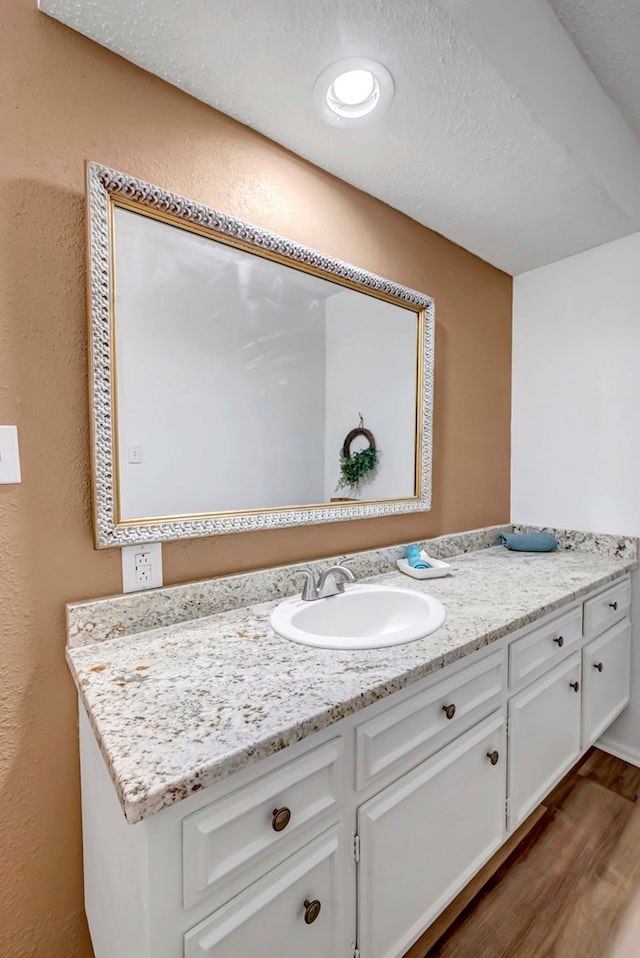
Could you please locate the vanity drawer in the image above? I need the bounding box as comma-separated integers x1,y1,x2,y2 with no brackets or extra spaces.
184,824,346,958
509,607,582,687
182,738,343,909
583,578,631,639
355,651,505,790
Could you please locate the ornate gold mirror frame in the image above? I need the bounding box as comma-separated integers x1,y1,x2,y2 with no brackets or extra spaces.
86,162,434,547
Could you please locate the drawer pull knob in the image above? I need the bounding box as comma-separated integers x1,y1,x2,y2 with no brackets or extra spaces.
609,601,618,611
487,750,500,766
554,636,564,648
303,899,321,924
442,703,456,720
594,662,604,672
272,807,292,832
570,681,580,692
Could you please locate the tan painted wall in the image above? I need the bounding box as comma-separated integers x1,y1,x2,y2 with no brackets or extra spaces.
0,2,512,954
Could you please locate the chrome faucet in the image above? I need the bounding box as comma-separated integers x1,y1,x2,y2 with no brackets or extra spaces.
299,564,356,601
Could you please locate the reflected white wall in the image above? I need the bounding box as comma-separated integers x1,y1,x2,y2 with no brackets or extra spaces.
323,290,418,501
114,209,326,518
113,208,419,520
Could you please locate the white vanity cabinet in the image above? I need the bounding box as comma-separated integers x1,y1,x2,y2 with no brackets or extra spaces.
357,711,506,958
80,575,633,958
507,653,582,829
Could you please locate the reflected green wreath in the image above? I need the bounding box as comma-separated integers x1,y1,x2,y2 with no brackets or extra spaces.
337,426,379,493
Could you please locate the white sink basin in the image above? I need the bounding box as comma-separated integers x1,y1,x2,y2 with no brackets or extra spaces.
269,583,446,651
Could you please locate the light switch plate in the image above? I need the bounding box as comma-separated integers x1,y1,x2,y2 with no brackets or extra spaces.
121,542,163,593
127,443,143,464
0,426,22,484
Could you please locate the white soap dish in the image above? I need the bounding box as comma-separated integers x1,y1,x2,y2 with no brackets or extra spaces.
396,557,454,579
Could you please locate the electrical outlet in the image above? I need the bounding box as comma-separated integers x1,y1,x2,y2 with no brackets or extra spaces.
136,566,152,585
122,543,163,593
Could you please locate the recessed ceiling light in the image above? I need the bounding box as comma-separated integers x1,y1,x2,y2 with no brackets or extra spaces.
313,58,395,127
328,69,379,117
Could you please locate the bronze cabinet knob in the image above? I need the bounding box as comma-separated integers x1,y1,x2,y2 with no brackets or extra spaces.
442,703,456,720
609,601,618,611
303,899,321,924
570,681,580,692
487,750,500,766
594,662,604,672
554,635,564,647
272,807,292,832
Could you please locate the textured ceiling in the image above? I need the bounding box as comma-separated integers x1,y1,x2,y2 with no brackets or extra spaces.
39,0,640,274
549,0,640,140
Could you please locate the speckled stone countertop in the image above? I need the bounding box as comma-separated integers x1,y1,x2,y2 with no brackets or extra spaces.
66,542,636,824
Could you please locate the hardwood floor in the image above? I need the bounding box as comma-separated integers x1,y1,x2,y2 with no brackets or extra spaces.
414,750,640,958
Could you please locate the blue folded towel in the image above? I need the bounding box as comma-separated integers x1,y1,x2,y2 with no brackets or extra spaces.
500,532,558,553
406,544,432,569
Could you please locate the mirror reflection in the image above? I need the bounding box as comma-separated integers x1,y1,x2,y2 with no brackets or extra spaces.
112,206,421,522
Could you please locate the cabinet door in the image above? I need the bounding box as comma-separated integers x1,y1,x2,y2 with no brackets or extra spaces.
582,619,631,747
184,825,348,958
357,711,506,958
508,653,581,829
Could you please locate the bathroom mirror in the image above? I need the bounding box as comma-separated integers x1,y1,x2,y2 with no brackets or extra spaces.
86,162,434,547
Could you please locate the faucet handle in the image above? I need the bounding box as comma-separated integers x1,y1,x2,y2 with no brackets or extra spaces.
326,563,356,583
316,564,356,598
299,568,319,601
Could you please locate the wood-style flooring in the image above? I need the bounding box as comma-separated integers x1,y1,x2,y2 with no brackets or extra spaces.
410,749,640,958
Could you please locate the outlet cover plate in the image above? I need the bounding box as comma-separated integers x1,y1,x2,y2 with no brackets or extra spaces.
0,426,22,484
121,542,163,593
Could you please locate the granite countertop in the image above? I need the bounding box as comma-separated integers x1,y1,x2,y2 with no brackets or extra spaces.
67,545,636,824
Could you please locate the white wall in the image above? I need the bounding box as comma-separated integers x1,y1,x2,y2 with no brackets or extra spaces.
511,230,640,761
323,290,418,501
114,208,326,518
512,231,640,534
